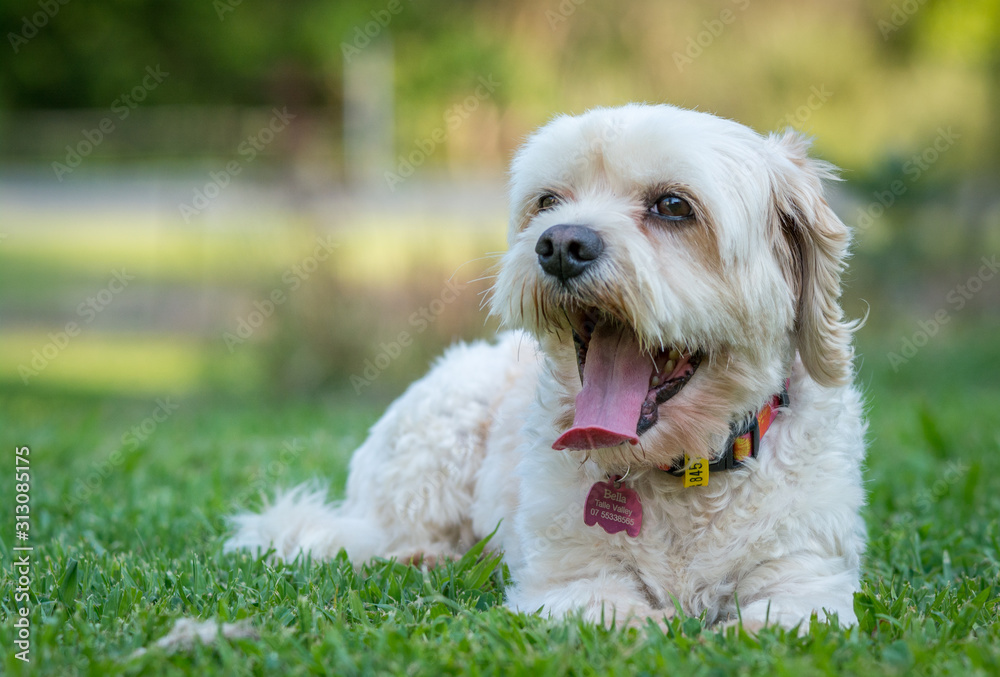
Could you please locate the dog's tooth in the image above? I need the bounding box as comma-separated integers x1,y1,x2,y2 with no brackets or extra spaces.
650,375,661,387
664,359,676,373
669,348,680,361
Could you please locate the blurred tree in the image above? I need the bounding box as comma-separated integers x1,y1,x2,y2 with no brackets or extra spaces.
2,0,338,108
1,0,997,175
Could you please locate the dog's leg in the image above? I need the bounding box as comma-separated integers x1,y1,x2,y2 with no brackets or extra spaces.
721,559,860,631
506,574,673,628
226,335,530,565
497,447,676,626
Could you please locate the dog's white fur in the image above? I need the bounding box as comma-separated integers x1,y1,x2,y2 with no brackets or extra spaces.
226,104,867,630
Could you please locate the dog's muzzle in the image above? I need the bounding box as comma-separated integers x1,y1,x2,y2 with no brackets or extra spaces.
531,224,703,452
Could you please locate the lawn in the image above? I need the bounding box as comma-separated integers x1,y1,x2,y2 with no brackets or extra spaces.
1,323,998,676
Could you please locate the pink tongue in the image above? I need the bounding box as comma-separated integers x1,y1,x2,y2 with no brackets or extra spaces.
552,319,653,451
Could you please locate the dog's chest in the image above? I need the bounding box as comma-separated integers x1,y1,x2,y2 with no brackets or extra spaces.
620,474,776,593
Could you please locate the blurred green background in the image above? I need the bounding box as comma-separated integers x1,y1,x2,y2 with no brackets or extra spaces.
1,0,998,401
4,5,1000,671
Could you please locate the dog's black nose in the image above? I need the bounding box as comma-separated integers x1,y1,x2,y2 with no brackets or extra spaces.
535,224,604,281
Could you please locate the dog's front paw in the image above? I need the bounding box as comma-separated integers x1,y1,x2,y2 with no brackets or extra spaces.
618,606,675,632
398,550,460,569
717,616,768,636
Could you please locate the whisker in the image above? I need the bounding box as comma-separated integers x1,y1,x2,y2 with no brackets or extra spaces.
448,253,504,281
518,280,527,324
479,289,493,312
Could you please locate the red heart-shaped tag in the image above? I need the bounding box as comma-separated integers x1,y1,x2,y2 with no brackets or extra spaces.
583,478,642,537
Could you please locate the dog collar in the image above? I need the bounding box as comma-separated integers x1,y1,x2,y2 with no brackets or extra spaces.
659,381,790,487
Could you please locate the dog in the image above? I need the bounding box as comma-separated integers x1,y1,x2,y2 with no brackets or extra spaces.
226,103,867,631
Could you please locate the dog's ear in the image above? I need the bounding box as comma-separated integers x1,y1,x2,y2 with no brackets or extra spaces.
767,130,856,387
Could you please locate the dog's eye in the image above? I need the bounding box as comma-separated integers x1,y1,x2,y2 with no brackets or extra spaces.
538,194,559,211
651,195,693,220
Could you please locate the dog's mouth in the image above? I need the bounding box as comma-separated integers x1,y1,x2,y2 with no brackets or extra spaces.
553,308,702,451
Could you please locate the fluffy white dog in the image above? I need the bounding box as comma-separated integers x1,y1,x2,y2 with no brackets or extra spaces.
227,103,867,631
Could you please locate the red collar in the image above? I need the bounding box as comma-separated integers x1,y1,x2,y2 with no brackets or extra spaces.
660,381,789,486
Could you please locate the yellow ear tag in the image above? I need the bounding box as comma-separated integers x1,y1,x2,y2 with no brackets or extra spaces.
683,455,709,488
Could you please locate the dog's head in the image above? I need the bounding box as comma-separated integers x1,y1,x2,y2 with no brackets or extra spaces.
491,104,856,469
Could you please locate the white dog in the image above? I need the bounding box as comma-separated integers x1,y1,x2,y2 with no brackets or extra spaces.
226,103,867,631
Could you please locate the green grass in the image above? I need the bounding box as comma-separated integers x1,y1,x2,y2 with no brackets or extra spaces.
1,324,999,676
